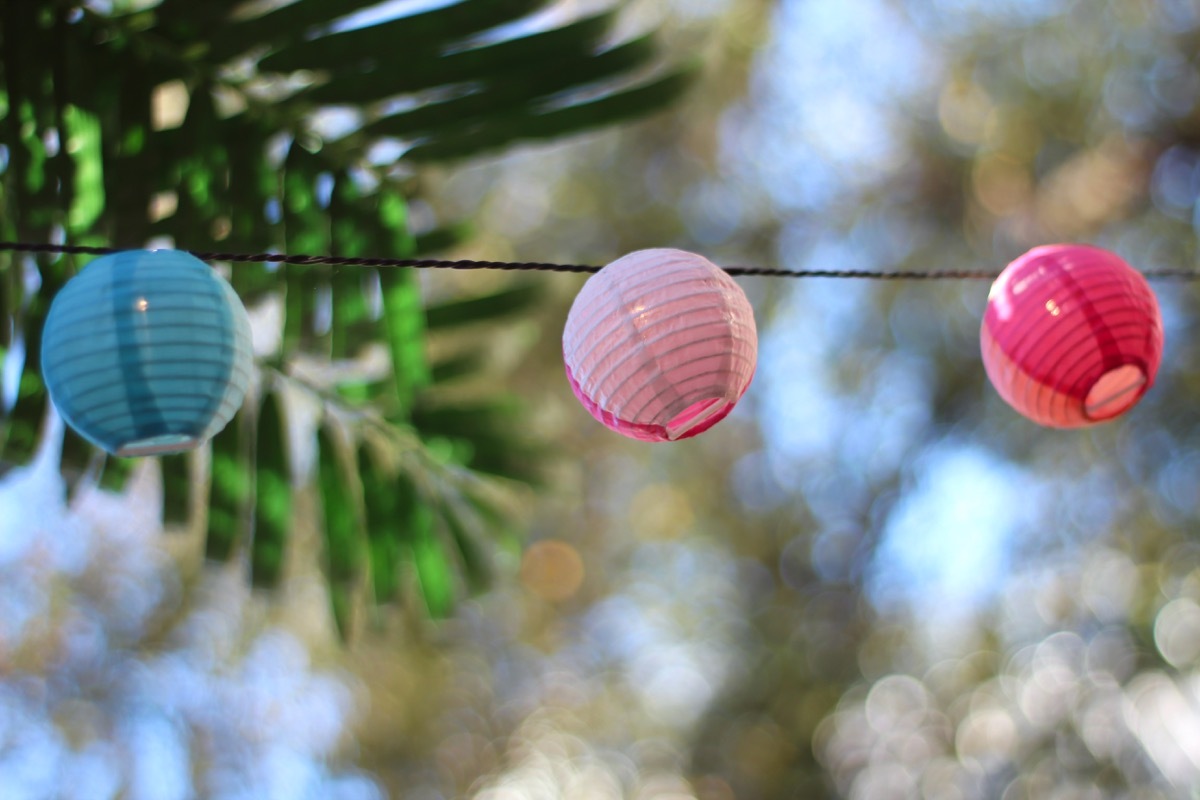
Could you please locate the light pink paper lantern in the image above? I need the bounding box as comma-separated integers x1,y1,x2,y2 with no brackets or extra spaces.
562,248,758,442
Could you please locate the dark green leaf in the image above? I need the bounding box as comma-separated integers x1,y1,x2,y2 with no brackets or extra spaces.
102,64,157,244
329,171,377,359
63,105,105,235
329,170,376,256
410,399,524,439
460,435,544,484
359,443,409,604
414,222,473,255
305,11,621,105
282,141,331,350
98,454,135,493
202,0,385,63
360,36,658,139
380,264,430,414
0,380,43,465
152,0,244,44
317,425,363,584
0,265,10,352
160,453,191,526
223,118,282,300
430,351,489,384
252,391,291,588
440,498,492,593
424,283,544,329
334,379,393,406
317,425,363,640
205,411,251,562
410,401,544,483
412,504,453,618
329,584,353,643
257,0,553,73
404,65,699,162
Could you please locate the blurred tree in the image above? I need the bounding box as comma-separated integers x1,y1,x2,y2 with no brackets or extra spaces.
407,1,1200,799
675,2,1200,798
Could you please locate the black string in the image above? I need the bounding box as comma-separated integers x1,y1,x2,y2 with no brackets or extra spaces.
2,240,1198,280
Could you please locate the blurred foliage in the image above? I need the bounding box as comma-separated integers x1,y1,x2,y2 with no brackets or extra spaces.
0,0,692,632
673,2,1200,798
346,1,1200,798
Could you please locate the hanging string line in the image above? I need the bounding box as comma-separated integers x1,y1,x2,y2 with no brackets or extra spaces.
3,240,1199,280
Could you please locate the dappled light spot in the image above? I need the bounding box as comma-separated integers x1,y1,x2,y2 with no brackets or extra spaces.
627,484,695,541
938,78,993,145
151,80,189,132
1153,598,1200,669
973,154,1033,216
520,540,585,602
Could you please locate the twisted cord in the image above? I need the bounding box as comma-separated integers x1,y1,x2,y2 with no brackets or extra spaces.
2,240,1197,280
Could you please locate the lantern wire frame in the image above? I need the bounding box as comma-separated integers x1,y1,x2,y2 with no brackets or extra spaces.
4,241,1200,280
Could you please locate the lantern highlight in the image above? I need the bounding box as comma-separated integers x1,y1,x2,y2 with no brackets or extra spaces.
562,248,757,442
41,249,253,457
980,243,1163,428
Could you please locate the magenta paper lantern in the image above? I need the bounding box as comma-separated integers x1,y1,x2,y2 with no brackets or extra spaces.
980,243,1163,428
562,248,757,442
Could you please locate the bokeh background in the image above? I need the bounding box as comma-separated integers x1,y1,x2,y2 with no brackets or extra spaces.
5,0,1200,798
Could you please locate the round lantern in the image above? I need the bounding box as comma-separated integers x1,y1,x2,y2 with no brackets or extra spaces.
980,243,1163,428
562,248,757,442
41,249,253,457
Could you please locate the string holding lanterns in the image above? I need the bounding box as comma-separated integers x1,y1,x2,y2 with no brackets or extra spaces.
30,240,1167,455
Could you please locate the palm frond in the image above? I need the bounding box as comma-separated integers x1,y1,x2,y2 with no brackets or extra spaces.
0,0,695,625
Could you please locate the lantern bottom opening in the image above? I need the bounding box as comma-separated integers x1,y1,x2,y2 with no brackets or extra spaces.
1084,364,1147,421
666,397,731,440
116,433,200,458
565,363,744,442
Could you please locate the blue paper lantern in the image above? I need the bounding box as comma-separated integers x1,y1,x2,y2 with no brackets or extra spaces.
41,249,253,457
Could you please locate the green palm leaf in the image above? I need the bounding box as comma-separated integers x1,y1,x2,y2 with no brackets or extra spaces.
359,442,406,605
206,410,251,561
237,0,552,70
1,0,694,625
252,390,291,588
317,424,364,638
302,11,622,106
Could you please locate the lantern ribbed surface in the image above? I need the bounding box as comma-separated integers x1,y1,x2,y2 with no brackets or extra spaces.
980,243,1163,428
562,248,757,442
41,249,253,457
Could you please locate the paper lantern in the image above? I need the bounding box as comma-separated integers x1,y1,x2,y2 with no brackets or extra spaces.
41,249,253,456
980,243,1163,428
562,248,757,442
